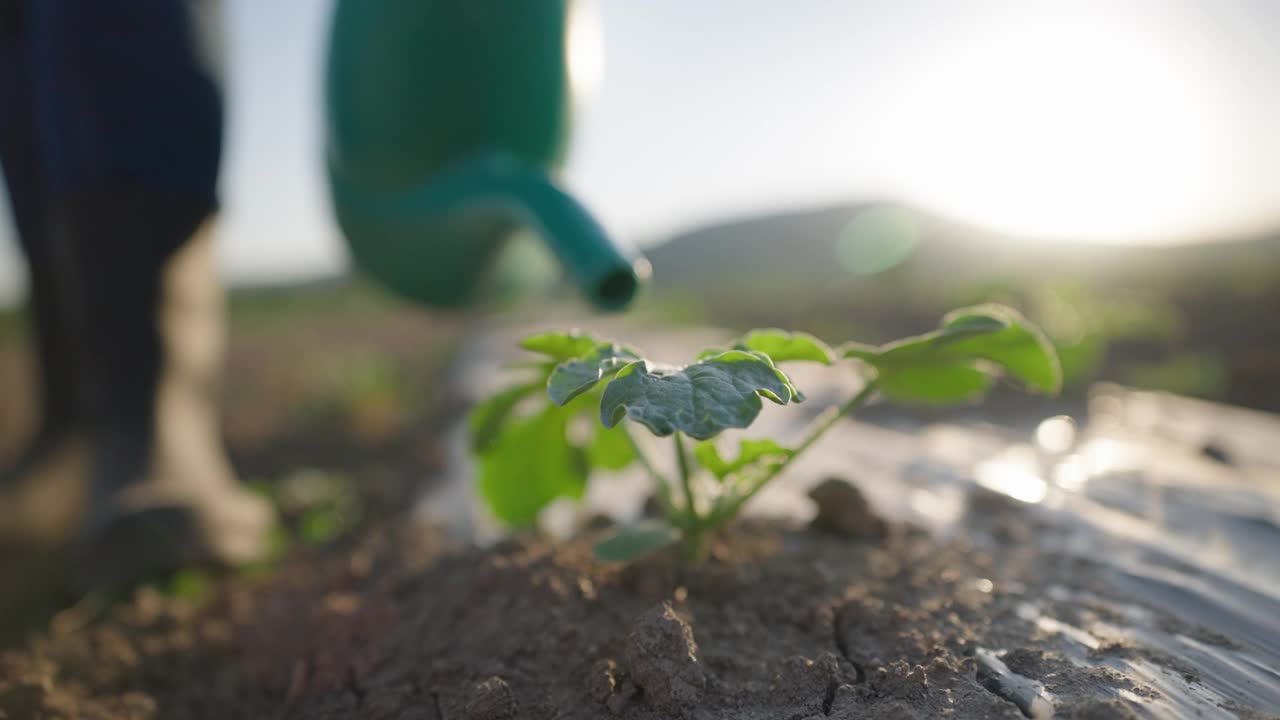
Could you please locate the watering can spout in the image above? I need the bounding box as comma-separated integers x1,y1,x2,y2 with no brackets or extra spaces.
330,153,646,311
480,158,649,311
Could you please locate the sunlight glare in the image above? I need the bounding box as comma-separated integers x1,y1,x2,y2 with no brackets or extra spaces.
1035,415,1077,454
891,13,1227,241
567,0,606,102
1052,454,1089,492
975,445,1049,504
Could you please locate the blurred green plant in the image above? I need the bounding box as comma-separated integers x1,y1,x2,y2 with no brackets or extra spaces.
276,469,363,545
161,568,214,604
1125,351,1228,399
297,354,421,444
227,278,401,330
952,279,1182,389
1028,282,1180,388
242,471,361,568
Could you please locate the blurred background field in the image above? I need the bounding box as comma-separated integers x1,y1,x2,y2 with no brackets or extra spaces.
4,0,1275,425
3,0,1279,422
5,195,1277,465
0,279,458,495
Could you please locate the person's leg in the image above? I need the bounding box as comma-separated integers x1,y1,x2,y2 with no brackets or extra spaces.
47,191,272,582
0,0,79,484
13,0,272,583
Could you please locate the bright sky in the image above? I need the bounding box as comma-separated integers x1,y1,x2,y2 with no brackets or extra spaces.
1,0,1278,304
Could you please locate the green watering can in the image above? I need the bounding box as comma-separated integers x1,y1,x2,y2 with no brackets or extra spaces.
325,0,645,311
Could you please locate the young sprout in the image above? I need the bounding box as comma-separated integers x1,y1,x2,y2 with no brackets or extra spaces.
470,305,1060,562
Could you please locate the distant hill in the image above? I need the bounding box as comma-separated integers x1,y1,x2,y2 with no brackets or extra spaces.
645,201,1280,295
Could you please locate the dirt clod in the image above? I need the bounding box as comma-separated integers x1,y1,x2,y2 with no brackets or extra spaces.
465,676,518,720
808,477,888,542
624,602,706,717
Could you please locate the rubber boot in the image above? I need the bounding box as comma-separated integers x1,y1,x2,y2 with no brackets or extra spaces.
48,190,274,588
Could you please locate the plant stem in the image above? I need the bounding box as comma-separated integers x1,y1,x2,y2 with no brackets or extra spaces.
672,432,714,563
683,527,711,563
712,380,878,523
622,426,677,520
674,432,698,526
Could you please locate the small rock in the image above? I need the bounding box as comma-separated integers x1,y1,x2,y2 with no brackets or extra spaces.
625,602,706,717
1200,441,1232,465
464,676,518,720
641,493,664,518
584,514,615,531
808,478,888,542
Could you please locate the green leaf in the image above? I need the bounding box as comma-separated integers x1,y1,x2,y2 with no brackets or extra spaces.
841,304,1060,403
874,363,996,403
840,342,880,363
547,344,641,406
587,424,636,471
519,330,603,361
938,310,1009,335
593,521,680,562
477,403,587,528
738,329,834,364
599,351,798,440
694,438,792,481
934,305,1062,393
468,381,542,452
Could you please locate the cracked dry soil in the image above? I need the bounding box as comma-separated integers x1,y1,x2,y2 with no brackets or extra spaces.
1,476,1208,720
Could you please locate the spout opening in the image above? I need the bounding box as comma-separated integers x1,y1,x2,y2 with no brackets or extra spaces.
594,268,638,311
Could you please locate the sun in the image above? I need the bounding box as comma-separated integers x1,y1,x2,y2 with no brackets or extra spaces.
886,12,1230,242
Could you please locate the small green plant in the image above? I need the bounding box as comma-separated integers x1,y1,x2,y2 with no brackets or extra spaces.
470,304,1060,562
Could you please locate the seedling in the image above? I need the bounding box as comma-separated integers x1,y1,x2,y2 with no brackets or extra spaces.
470,305,1060,562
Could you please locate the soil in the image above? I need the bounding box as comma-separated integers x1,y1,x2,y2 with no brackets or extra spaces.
5,479,1265,720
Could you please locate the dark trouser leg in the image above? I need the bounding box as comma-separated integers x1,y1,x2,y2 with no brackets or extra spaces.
2,0,272,583
0,0,77,480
